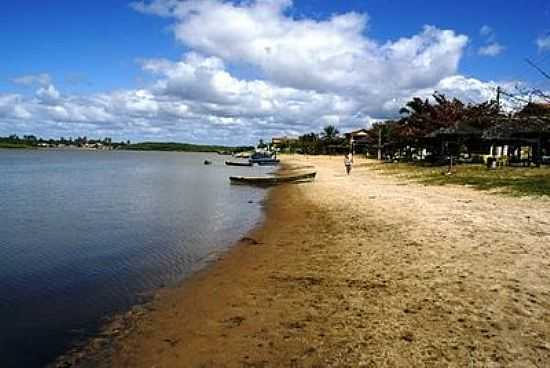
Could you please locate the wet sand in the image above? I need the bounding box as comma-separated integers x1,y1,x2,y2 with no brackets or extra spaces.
60,155,550,367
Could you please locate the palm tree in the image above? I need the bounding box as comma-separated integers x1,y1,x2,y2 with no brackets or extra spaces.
321,125,340,141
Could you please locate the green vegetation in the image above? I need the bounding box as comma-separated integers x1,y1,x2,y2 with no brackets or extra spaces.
0,135,253,153
0,142,34,149
124,142,253,153
0,134,119,149
276,125,348,155
361,95,550,166
368,162,550,197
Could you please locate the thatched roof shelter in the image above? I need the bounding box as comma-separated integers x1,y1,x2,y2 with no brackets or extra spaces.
426,123,482,139
516,102,550,117
482,117,550,141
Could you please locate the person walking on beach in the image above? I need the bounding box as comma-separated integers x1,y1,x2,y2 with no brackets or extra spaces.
344,153,353,175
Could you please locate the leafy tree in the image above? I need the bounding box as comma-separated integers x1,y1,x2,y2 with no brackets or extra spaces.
321,125,340,141
296,132,321,154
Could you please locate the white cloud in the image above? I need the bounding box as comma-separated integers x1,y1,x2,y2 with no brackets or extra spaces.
478,43,505,56
1,58,512,144
0,94,32,119
478,25,504,56
536,35,550,52
36,85,62,105
384,75,523,114
11,73,51,86
480,25,493,37
0,1,529,144
134,0,467,98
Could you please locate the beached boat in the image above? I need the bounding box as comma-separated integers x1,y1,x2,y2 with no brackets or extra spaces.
234,152,252,158
229,171,316,185
256,159,280,166
225,160,253,167
248,151,277,164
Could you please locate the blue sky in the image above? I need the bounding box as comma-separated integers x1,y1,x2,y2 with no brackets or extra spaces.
0,1,176,94
1,0,549,143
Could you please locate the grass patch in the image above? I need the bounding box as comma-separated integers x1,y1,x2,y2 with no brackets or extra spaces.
366,162,550,197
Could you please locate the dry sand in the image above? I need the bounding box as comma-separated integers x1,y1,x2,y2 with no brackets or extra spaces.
62,155,550,367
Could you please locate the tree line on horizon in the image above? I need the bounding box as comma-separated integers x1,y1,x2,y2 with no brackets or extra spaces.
0,135,254,153
124,142,254,153
0,135,122,149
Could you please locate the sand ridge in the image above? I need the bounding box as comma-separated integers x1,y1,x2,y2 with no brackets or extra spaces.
61,155,550,367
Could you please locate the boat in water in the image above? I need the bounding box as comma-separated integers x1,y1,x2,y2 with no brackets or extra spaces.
229,171,316,186
225,161,253,167
234,152,252,159
248,150,278,165
256,159,280,166
204,160,212,165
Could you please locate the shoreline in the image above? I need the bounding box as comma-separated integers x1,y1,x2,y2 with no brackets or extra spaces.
51,163,279,368
56,155,550,367
95,175,319,367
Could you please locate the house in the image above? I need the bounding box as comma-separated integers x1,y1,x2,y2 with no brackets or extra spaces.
482,116,550,166
344,128,369,144
344,129,370,153
271,136,298,150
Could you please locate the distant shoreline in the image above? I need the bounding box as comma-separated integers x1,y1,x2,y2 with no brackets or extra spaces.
0,143,253,154
123,142,253,153
0,136,253,153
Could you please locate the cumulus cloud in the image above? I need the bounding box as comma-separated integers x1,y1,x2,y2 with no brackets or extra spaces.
479,43,505,56
0,94,32,119
133,0,467,97
11,73,51,86
537,35,550,52
36,85,62,105
0,1,525,144
478,25,504,56
479,25,496,42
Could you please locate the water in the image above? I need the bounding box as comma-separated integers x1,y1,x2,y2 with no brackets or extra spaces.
0,150,270,367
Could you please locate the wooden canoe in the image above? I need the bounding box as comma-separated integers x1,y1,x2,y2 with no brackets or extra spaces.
229,171,316,185
256,159,280,166
225,161,253,167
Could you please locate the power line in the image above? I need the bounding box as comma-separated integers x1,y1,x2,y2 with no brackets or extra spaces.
525,58,550,80
499,89,531,104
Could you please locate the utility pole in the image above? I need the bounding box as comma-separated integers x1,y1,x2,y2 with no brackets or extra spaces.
496,86,501,112
377,127,382,161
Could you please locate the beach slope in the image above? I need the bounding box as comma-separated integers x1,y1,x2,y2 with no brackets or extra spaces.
82,155,550,367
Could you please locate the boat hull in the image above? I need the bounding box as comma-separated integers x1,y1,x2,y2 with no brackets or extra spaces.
256,159,280,166
229,172,316,186
225,161,253,167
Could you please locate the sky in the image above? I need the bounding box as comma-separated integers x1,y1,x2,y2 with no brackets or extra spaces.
1,0,550,145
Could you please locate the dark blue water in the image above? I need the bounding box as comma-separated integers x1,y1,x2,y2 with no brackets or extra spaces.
0,150,270,367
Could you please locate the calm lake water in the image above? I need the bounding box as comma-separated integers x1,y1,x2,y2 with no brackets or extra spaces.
0,150,270,367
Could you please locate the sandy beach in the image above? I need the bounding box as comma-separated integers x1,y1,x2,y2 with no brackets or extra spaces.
62,155,550,367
